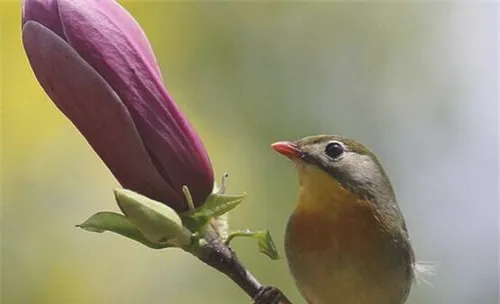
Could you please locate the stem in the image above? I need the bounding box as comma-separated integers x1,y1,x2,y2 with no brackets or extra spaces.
182,184,289,302
182,185,195,210
194,230,291,303
224,230,260,246
196,230,262,297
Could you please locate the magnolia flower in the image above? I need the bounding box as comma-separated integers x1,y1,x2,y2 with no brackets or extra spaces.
22,0,214,212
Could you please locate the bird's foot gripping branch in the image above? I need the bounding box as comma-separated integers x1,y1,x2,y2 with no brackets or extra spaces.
77,178,290,304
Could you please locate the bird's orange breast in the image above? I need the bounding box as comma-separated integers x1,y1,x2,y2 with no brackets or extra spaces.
284,163,411,304
287,199,383,259
286,186,388,277
289,162,386,258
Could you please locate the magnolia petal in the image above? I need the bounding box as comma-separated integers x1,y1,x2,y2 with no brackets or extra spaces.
22,0,64,38
21,0,162,79
22,21,185,210
58,0,214,207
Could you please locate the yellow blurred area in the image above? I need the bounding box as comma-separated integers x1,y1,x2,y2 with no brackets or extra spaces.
1,1,498,304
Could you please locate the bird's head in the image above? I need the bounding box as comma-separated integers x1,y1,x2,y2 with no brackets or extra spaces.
272,135,396,205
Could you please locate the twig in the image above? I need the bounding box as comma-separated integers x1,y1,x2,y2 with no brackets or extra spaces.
197,230,261,297
196,230,291,303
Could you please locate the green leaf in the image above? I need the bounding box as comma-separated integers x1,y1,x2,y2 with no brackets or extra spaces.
76,212,171,249
257,230,280,260
201,192,246,218
114,189,191,247
181,192,246,232
225,230,280,260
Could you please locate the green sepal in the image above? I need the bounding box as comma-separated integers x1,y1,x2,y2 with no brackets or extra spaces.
225,230,280,260
114,188,191,247
181,192,245,232
76,211,171,249
201,192,246,217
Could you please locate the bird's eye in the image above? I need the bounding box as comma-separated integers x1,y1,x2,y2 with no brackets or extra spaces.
324,141,344,159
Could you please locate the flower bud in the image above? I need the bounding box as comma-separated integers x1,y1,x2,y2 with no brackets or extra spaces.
22,0,214,211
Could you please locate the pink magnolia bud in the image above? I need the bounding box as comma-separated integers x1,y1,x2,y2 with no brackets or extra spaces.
22,0,214,212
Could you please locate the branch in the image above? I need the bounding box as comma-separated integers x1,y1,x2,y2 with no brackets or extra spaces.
196,230,292,304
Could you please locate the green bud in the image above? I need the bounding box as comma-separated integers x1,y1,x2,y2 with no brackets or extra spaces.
114,188,191,247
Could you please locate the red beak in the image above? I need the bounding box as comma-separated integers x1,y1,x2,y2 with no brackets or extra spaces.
271,141,302,159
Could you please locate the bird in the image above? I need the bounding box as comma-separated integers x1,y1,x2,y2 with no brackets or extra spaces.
262,135,418,304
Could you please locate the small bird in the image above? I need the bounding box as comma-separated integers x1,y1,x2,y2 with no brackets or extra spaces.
268,135,417,304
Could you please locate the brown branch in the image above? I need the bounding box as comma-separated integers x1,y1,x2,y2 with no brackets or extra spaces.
196,230,292,304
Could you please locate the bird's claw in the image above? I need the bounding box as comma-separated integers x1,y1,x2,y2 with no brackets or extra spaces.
253,286,292,304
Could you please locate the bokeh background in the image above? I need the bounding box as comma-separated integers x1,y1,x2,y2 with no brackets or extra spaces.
1,1,498,303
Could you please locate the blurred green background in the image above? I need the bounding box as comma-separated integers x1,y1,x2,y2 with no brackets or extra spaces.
1,1,498,303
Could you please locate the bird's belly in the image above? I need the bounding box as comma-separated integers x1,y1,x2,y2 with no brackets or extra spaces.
285,208,412,304
286,249,392,304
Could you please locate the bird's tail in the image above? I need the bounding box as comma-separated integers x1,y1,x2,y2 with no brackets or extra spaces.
413,261,438,286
